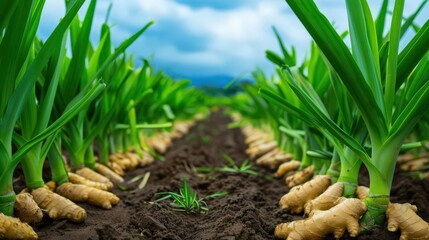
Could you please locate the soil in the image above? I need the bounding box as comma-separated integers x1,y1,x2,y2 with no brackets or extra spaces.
29,111,429,240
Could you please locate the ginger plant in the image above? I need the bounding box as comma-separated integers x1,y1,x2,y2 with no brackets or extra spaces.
261,0,429,238
155,178,227,214
0,0,102,237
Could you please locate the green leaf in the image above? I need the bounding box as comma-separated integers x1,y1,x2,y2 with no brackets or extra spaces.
285,0,388,146
11,80,105,166
0,0,85,148
375,0,389,46
396,20,429,88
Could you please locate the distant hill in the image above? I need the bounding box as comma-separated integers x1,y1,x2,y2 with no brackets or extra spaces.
173,74,235,87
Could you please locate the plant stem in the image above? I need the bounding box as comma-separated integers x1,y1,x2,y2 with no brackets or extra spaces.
84,144,96,169
98,136,110,165
0,169,16,216
337,153,361,198
48,140,69,185
21,150,45,189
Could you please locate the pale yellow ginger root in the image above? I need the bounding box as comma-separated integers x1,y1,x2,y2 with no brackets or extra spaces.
355,186,369,201
247,138,270,149
107,162,125,176
125,152,145,169
304,182,344,216
245,133,268,145
109,154,133,170
275,198,367,240
76,168,114,188
138,151,155,166
68,172,111,191
14,192,43,223
275,160,301,178
256,149,293,170
0,213,38,239
147,136,169,154
173,122,190,135
95,163,124,184
56,183,120,209
279,175,331,214
31,186,86,222
399,158,429,172
255,148,279,162
386,203,429,240
397,152,429,164
246,141,277,159
285,165,315,188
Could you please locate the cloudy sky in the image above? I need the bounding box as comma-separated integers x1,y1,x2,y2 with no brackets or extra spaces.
38,0,427,85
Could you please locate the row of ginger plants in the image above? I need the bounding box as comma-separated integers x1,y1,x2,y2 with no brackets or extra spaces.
229,0,429,239
0,0,208,239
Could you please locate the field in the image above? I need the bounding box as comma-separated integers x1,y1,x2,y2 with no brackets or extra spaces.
1,0,429,239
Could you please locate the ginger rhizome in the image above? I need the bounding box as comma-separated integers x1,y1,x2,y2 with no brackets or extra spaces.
256,149,293,169
68,172,112,191
387,203,429,240
304,182,343,216
14,192,43,223
0,213,38,239
285,165,314,188
275,160,301,178
275,198,367,240
31,186,86,222
94,163,124,184
76,168,114,189
279,175,331,214
56,183,120,209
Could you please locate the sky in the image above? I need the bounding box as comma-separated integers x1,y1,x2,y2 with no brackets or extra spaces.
38,0,428,86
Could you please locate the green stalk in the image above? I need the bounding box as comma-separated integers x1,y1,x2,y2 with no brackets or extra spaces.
84,144,96,170
98,136,110,165
327,150,341,182
0,169,16,216
48,137,69,186
337,154,361,197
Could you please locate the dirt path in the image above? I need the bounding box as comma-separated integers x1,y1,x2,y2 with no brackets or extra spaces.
34,111,429,240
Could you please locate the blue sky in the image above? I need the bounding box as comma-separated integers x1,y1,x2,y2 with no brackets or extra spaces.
38,0,428,86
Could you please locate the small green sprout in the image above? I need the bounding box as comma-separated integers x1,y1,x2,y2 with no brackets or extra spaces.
220,153,258,175
201,135,210,143
155,178,227,213
195,153,258,175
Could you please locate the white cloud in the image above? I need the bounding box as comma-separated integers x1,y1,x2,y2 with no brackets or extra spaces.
38,0,428,79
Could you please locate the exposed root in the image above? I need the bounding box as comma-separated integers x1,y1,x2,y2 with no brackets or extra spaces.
245,133,268,145
56,183,120,209
95,163,124,184
275,198,367,240
134,151,154,166
0,213,37,239
256,149,293,170
247,138,270,149
76,167,114,188
31,186,86,222
246,141,277,159
355,186,369,201
386,203,429,240
279,175,331,214
397,152,429,164
275,160,301,178
107,162,125,176
146,135,170,154
399,158,429,172
304,182,343,217
14,192,43,223
68,172,112,191
285,165,314,188
109,153,136,170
